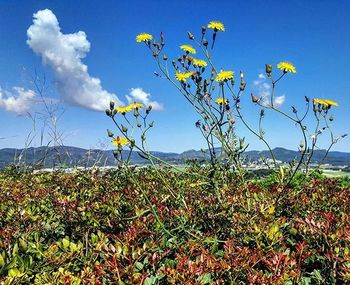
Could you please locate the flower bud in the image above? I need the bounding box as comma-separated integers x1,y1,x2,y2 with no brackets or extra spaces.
154,71,160,77
137,123,141,128
240,80,246,91
203,39,208,47
202,26,206,34
260,109,265,117
105,109,112,117
113,150,119,159
134,109,139,117
163,54,168,61
195,121,201,128
121,125,128,133
240,71,244,79
107,129,114,137
187,31,194,40
149,121,154,128
292,106,298,113
251,93,259,103
160,32,165,45
329,115,334,122
109,101,115,110
265,64,272,75
305,96,310,103
130,139,135,147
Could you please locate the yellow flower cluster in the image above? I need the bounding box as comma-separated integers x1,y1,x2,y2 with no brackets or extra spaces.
192,58,207,67
136,33,153,43
215,70,234,82
215,97,229,105
112,136,129,147
207,21,225,32
313,98,338,107
175,72,196,82
180,44,196,54
115,102,144,113
277,62,296,73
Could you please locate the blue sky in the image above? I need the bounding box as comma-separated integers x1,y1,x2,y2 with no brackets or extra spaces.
0,0,349,152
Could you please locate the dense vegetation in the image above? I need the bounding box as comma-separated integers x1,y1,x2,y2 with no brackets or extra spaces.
0,166,349,284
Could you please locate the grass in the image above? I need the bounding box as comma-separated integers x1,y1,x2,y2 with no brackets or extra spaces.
0,166,349,284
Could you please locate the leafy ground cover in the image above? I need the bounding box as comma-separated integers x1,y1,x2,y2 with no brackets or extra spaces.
0,166,349,284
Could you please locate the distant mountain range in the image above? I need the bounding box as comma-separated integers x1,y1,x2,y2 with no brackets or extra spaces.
0,146,349,169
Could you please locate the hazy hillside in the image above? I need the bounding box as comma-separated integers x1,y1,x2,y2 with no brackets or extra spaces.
0,146,349,169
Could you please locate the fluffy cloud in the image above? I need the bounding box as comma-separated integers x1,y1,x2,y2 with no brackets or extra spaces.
26,9,121,111
126,88,163,111
273,95,286,108
0,87,35,115
253,73,285,108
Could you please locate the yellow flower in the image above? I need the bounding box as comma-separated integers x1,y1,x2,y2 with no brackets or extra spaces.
215,97,229,105
277,61,296,73
180,44,196,54
112,136,129,147
323,99,338,106
116,106,133,113
192,58,207,67
313,98,338,107
175,72,195,82
207,21,225,32
128,102,144,109
189,182,203,188
136,33,153,43
215,70,234,82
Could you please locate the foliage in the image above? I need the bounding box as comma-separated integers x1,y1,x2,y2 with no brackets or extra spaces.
0,167,349,284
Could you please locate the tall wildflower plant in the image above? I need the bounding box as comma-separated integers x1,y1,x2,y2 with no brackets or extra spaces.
133,22,346,181
106,21,346,209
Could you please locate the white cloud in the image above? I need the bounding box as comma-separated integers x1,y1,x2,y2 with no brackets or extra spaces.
26,9,122,111
253,73,285,108
126,88,163,111
273,95,285,107
0,87,35,115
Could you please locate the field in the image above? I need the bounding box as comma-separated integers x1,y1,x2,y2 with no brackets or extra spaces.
0,166,350,284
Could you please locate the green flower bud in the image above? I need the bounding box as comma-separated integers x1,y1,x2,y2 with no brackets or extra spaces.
109,101,115,110
121,125,128,133
105,109,112,117
107,129,114,137
187,31,194,40
265,64,272,75
240,80,246,91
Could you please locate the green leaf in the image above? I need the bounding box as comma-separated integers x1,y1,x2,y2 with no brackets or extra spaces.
62,238,70,249
0,254,5,267
199,273,212,284
144,276,157,285
8,268,23,277
135,261,143,271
